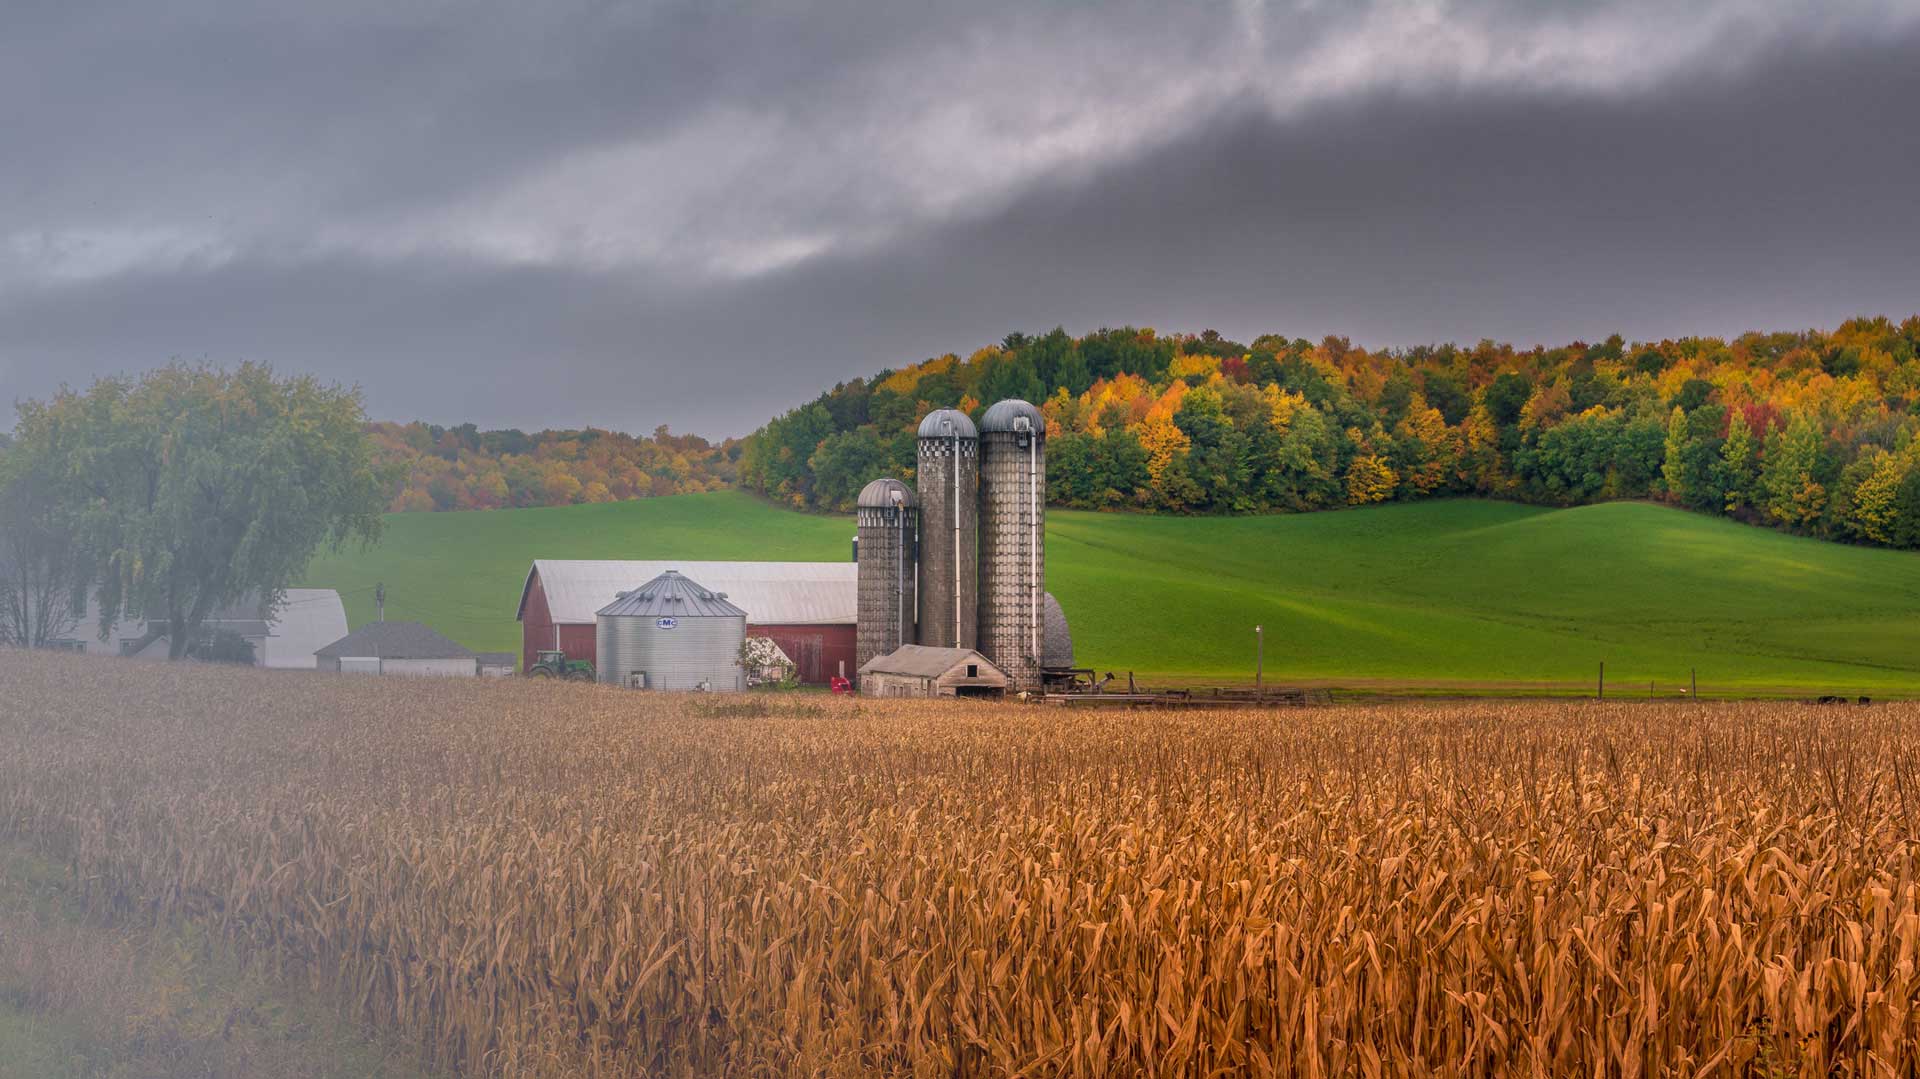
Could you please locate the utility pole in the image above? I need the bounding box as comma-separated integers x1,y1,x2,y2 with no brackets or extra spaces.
1255,625,1264,693
376,582,385,623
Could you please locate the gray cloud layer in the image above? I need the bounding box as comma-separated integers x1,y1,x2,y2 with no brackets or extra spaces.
3,1,1918,434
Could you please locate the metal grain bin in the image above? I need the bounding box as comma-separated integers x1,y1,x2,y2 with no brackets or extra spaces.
595,570,746,691
915,409,978,650
856,477,918,679
978,399,1047,692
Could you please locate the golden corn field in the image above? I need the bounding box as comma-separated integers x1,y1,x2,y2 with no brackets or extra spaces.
5,652,1920,1076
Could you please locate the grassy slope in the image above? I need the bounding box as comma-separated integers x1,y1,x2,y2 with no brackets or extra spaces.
304,491,1920,693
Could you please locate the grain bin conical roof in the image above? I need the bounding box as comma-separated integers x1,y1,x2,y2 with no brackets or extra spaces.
596,570,746,619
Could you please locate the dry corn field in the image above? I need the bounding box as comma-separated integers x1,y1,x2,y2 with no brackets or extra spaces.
5,652,1920,1077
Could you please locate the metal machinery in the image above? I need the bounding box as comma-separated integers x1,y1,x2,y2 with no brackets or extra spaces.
977,399,1047,693
914,409,978,650
526,650,595,680
855,477,918,677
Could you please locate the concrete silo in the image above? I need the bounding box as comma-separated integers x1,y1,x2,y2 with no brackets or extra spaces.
977,399,1047,692
915,408,978,650
855,477,918,676
595,570,746,690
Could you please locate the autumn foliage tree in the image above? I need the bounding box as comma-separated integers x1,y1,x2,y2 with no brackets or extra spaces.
370,422,738,512
740,316,1920,549
14,364,388,659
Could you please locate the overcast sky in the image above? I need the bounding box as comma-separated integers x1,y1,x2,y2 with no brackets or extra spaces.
4,1,1918,436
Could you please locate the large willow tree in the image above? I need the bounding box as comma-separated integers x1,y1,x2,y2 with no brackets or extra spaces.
30,364,387,659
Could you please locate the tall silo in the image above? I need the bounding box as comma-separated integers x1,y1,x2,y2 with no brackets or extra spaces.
978,399,1047,692
855,477,918,676
915,408,978,650
595,570,746,691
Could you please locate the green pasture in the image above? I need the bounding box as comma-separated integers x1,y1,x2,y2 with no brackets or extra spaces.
304,491,1920,694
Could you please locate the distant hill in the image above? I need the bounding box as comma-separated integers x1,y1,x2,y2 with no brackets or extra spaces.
303,491,1920,694
367,421,738,512
741,317,1920,552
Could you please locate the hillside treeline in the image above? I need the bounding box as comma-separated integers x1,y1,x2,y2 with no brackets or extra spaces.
741,316,1920,548
371,422,739,512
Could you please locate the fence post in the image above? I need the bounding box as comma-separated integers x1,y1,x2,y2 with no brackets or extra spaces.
1598,661,1604,700
1691,668,1697,700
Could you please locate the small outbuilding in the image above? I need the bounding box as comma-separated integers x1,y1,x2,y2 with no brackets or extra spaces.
476,652,518,678
858,645,1008,699
315,621,478,677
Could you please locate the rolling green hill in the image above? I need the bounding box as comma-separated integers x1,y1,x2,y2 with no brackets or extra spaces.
303,491,1920,694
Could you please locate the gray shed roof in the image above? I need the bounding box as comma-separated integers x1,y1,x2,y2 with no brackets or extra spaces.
980,399,1047,436
859,644,1004,680
597,570,747,619
476,652,518,668
315,621,475,660
917,408,977,440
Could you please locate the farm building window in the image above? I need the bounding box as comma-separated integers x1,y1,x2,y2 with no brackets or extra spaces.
966,664,978,678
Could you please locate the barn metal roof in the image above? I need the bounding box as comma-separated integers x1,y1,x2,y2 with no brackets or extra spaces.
522,560,859,626
597,570,747,619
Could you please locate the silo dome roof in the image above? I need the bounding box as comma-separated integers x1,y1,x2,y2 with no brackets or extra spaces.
856,477,918,509
979,399,1047,436
596,570,746,619
916,408,978,439
1042,592,1074,667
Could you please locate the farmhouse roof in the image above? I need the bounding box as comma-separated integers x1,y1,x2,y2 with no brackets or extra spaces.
596,570,747,619
315,621,475,660
859,644,1003,679
520,560,857,626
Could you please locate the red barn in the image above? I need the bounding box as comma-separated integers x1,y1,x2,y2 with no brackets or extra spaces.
516,560,859,685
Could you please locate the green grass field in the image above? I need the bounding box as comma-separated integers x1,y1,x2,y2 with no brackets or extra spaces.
303,491,1920,694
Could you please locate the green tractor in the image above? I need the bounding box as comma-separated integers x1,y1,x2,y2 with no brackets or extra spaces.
527,650,595,681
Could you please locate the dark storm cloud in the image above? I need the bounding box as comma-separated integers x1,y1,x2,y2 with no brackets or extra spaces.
3,2,1918,435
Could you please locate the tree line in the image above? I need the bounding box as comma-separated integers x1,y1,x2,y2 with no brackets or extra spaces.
370,422,738,512
0,365,385,654
741,316,1920,549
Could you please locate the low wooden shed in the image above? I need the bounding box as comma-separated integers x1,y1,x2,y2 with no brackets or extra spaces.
858,645,1008,699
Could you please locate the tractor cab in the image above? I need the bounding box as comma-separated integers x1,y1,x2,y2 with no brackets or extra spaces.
527,650,596,681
